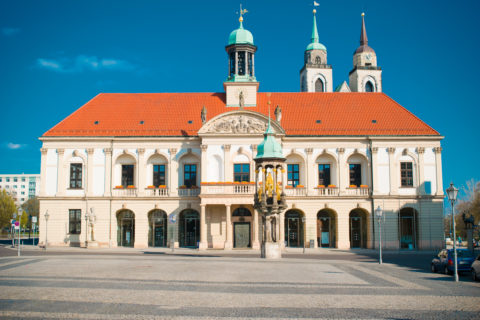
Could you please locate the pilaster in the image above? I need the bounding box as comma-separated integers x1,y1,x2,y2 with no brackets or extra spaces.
337,148,345,194
224,144,231,181
305,148,314,195
434,147,443,195
371,147,379,194
337,213,350,249
40,148,48,196
137,148,146,196
103,148,113,196
201,145,208,183
86,148,95,197
417,147,425,195
252,209,260,249
56,148,65,196
279,210,285,249
199,204,207,250
387,147,396,195
225,204,233,249
169,148,178,196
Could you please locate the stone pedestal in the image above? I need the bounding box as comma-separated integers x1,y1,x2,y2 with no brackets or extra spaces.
86,241,99,249
261,242,281,259
199,242,208,250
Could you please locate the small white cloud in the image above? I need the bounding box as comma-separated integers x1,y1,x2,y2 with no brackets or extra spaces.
36,55,136,73
2,27,20,36
7,143,25,150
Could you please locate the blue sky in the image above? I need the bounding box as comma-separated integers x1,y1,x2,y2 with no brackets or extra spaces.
1,0,479,194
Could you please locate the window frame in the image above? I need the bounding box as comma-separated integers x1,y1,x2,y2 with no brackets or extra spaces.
69,163,83,189
153,164,166,187
121,164,135,187
318,164,331,186
287,164,300,187
234,163,250,182
68,209,82,235
349,164,362,187
184,164,197,188
400,162,414,187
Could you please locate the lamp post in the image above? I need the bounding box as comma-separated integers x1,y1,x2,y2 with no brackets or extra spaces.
44,210,50,251
375,206,383,264
17,208,23,256
446,183,459,282
11,213,17,248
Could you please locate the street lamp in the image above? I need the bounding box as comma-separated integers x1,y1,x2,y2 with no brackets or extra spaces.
302,216,306,254
17,207,24,256
44,210,50,251
11,212,17,248
446,182,459,282
375,206,383,264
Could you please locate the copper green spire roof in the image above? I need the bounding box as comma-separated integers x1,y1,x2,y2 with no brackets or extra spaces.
306,9,326,52
228,14,254,45
255,113,284,160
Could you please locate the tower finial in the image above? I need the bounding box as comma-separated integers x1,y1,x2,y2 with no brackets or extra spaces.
360,12,368,46
238,4,248,28
311,8,319,44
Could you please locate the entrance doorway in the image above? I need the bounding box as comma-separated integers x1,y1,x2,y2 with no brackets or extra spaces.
234,222,251,248
179,209,199,248
399,207,418,249
349,209,367,248
117,210,135,247
233,207,252,248
285,210,304,247
148,209,167,247
317,209,336,248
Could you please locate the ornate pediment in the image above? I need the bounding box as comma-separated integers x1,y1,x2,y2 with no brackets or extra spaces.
198,111,284,135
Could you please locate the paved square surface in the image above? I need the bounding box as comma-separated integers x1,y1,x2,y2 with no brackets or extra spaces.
0,247,479,319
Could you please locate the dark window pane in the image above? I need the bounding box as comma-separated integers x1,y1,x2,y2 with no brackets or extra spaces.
288,164,300,187
70,163,83,189
349,164,361,187
122,165,134,187
153,165,166,187
69,209,81,234
400,162,413,187
184,164,197,187
318,164,331,186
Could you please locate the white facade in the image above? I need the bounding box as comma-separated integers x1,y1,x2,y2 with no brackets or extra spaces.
0,173,40,205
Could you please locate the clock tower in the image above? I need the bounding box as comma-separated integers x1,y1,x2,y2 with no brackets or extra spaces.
299,9,333,92
349,13,382,92
224,10,259,107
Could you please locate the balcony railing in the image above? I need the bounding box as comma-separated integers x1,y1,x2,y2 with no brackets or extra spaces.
178,188,201,197
145,187,169,197
345,187,370,196
315,187,339,196
201,183,255,195
112,188,137,197
284,187,307,197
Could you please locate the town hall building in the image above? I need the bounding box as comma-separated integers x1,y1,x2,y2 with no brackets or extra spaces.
38,10,444,251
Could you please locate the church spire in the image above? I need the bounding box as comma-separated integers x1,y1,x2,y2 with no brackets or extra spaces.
311,9,319,44
360,12,368,46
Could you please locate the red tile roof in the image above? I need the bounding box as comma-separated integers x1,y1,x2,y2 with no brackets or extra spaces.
43,92,439,137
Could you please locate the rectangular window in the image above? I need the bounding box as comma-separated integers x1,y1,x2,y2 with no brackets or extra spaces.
6,178,10,182
153,165,166,187
184,164,197,187
13,185,17,188
234,164,250,182
69,209,81,234
401,162,413,187
287,164,300,187
21,191,25,195
14,178,17,182
318,164,331,186
69,163,83,189
21,178,25,182
349,164,362,187
121,165,134,187
0,178,2,182
21,185,25,188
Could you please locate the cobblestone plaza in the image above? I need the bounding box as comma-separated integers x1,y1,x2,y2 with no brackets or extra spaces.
0,247,479,319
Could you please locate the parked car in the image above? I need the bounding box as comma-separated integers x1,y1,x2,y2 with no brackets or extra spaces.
472,254,480,281
431,249,475,275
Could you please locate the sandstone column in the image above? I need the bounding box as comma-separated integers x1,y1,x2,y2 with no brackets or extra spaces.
305,148,314,195
253,208,260,249
86,148,95,197
56,148,65,196
434,147,443,196
371,147,378,194
169,148,178,196
417,147,425,195
40,148,48,196
225,204,233,249
199,204,207,250
337,148,345,194
137,148,146,196
387,147,396,195
103,148,113,196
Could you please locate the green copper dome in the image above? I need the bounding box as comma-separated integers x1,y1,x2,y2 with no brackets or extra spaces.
228,18,254,45
306,10,326,52
255,119,284,160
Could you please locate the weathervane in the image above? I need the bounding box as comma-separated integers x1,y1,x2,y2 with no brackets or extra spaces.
237,4,248,20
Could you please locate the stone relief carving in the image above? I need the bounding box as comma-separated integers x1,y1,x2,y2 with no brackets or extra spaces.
202,115,268,134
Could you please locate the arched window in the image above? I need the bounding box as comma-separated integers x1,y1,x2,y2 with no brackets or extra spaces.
315,79,324,92
365,81,374,92
315,56,321,64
